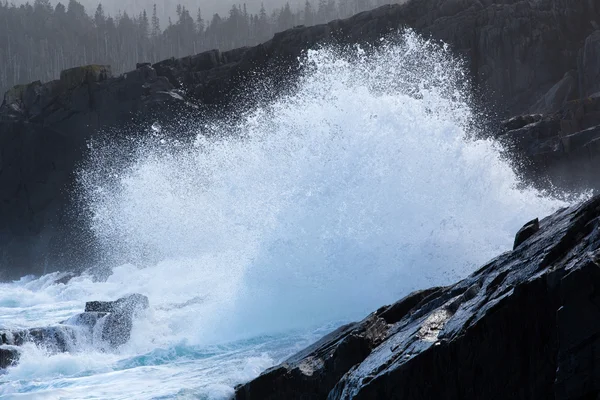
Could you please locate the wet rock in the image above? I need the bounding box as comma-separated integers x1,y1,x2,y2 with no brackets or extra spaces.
0,325,78,353
0,347,20,369
0,294,148,369
513,218,540,249
236,287,441,400
236,195,600,399
85,293,149,347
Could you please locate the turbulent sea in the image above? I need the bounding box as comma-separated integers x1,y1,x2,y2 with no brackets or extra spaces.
0,32,573,399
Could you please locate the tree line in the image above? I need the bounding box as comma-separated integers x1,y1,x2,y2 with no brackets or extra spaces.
0,0,397,96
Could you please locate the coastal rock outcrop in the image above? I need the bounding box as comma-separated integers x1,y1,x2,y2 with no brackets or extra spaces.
1,0,600,279
0,293,149,368
235,194,600,400
498,95,600,191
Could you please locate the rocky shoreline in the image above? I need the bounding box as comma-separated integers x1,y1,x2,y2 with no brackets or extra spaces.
235,195,600,399
3,196,600,400
2,0,600,396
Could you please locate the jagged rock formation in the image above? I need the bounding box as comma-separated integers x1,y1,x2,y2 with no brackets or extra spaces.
499,94,600,191
235,195,600,400
0,293,149,368
1,0,599,279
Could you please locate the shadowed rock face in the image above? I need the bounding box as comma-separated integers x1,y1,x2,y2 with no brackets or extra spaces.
235,195,600,400
498,95,600,192
0,1,599,278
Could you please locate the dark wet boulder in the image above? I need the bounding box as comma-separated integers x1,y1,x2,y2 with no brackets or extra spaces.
0,347,20,369
235,318,387,400
85,293,149,347
63,311,108,327
513,218,540,249
236,195,600,399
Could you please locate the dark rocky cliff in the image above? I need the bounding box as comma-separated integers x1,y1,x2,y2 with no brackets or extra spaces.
1,0,600,279
235,193,600,400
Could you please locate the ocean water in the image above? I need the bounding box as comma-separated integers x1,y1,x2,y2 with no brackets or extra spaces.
0,31,573,399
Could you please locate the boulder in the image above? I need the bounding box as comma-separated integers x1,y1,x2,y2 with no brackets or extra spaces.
0,325,78,353
0,347,19,369
236,195,600,399
85,293,150,347
513,218,539,249
0,294,149,369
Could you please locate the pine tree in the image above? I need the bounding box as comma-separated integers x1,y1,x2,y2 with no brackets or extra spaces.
278,2,293,31
303,1,313,25
140,9,149,37
94,3,105,27
151,4,160,38
196,7,204,33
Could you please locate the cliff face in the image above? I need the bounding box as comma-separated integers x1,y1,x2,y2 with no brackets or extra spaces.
1,0,599,278
236,195,600,400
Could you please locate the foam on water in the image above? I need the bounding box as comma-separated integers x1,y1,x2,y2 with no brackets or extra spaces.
0,31,577,398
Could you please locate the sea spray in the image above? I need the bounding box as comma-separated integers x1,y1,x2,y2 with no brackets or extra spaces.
79,31,564,339
0,31,573,399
